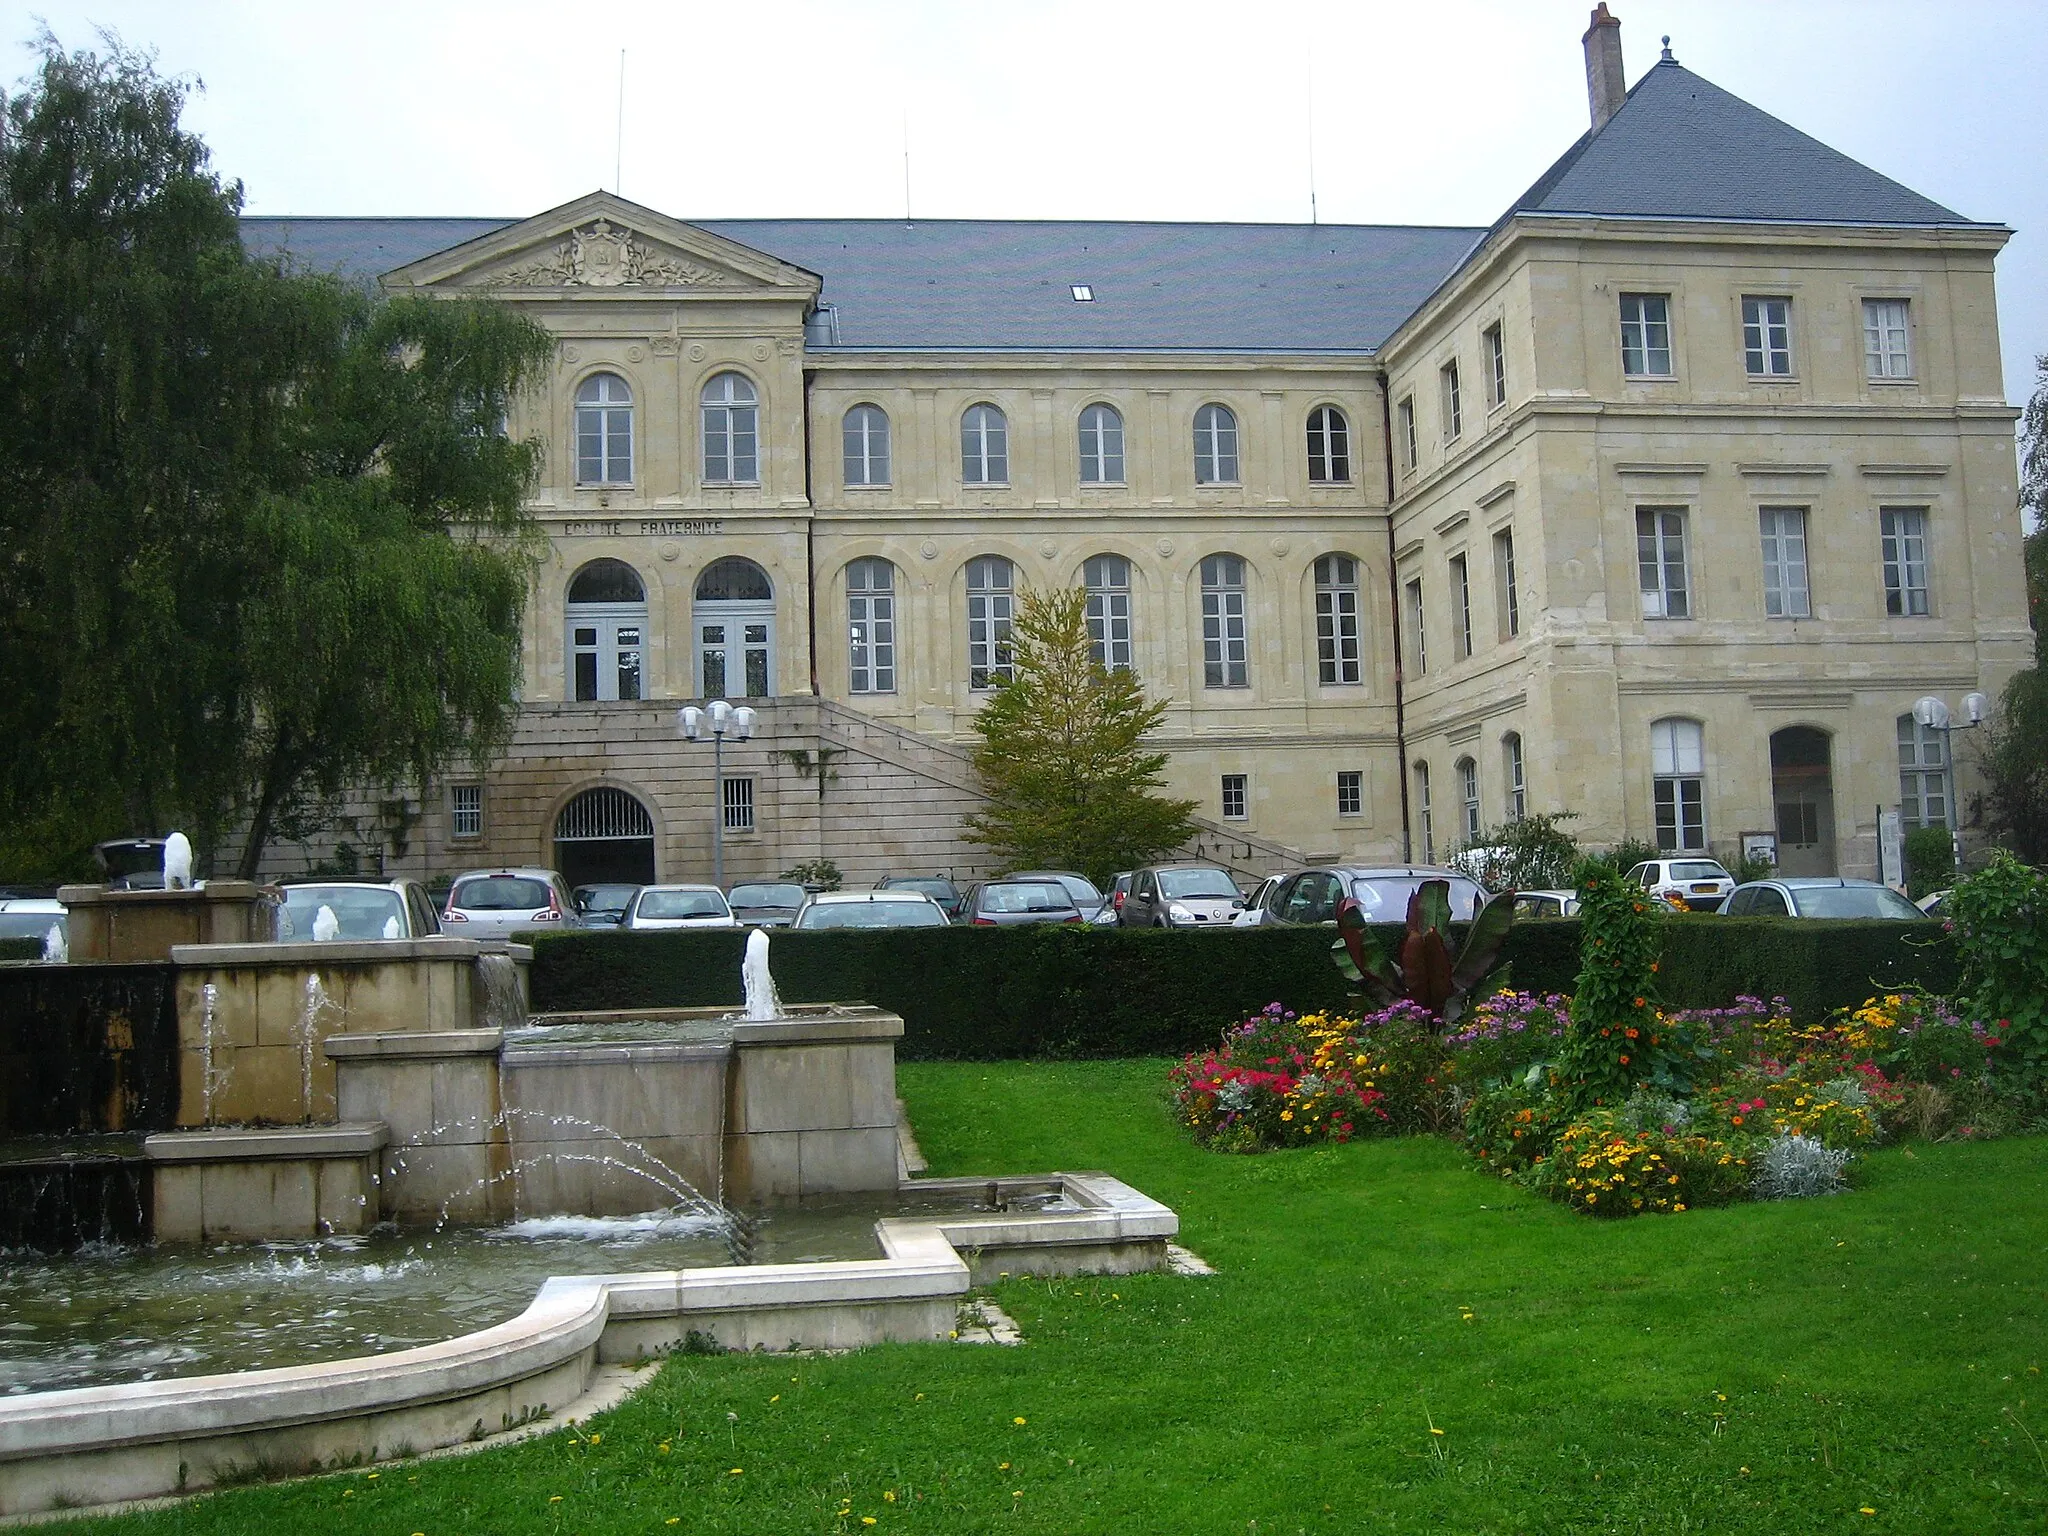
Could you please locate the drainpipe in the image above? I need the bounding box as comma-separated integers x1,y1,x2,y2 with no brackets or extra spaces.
801,363,820,698
1379,371,1412,862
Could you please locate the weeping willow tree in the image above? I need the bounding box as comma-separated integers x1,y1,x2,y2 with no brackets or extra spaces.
0,33,554,879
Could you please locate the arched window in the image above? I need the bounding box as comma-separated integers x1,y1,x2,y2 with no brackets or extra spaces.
565,558,647,702
701,373,759,484
1200,554,1248,688
1503,732,1526,821
1079,404,1125,484
966,556,1015,689
843,404,890,486
1313,554,1361,685
847,558,896,694
694,558,774,698
1307,405,1351,483
575,373,633,486
962,404,1009,485
1897,715,1950,829
1457,756,1481,844
1083,554,1132,671
1194,404,1239,484
1650,718,1707,851
1413,761,1434,864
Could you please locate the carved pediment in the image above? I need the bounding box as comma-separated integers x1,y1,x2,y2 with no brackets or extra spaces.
475,219,739,290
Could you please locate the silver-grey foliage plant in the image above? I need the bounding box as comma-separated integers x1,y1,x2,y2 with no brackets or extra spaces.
1752,1133,1852,1201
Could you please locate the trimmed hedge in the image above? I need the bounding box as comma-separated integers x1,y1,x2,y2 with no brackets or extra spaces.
528,917,1958,1061
0,939,42,963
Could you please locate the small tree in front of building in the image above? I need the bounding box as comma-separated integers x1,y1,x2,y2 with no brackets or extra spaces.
1980,356,2048,863
965,588,1198,887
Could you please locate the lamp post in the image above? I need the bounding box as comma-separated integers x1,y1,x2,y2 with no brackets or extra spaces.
678,700,757,889
1911,690,1989,867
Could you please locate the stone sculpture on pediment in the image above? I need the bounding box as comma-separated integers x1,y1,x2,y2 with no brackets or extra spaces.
478,219,739,290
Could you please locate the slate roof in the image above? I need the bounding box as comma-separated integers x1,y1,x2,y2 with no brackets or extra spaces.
238,216,1485,354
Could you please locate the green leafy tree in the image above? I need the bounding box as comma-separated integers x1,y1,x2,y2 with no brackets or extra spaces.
1980,374,2047,861
1453,811,1582,890
0,35,553,879
964,587,1198,886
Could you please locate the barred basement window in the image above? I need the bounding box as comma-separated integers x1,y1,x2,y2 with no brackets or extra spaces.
722,776,755,833
450,784,483,839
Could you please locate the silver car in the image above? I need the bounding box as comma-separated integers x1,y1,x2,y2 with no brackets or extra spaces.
443,868,582,939
1255,866,1491,928
1720,878,1924,919
623,884,737,930
792,890,950,930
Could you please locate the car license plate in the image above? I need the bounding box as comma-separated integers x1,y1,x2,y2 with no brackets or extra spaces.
1690,883,1718,893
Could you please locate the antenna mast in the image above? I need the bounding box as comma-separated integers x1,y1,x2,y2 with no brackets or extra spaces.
1307,62,1318,225
615,51,626,194
902,111,912,223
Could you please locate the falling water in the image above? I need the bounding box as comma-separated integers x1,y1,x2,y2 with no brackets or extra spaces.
475,953,526,1032
40,924,66,964
199,983,221,1128
297,974,337,1123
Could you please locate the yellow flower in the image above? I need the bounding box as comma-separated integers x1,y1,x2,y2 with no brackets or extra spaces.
588,1434,600,1445
549,1496,562,1503
863,1520,878,1527
729,1467,744,1475
1280,1110,1294,1121
885,1490,898,1502
1013,1416,1028,1425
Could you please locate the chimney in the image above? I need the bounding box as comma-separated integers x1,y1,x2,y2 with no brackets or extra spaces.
1583,3,1626,131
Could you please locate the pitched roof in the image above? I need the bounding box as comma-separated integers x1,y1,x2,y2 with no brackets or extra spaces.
239,214,1483,355
1504,56,1982,227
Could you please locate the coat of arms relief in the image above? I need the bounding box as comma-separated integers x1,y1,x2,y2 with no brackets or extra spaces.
479,220,736,288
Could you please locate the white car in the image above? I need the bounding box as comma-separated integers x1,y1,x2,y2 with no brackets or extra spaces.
1624,858,1735,910
1234,874,1286,927
792,890,949,930
622,884,737,930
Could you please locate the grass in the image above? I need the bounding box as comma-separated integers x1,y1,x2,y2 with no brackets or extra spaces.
54,1060,2048,1534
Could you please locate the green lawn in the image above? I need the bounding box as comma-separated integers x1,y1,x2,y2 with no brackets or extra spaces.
62,1060,2048,1534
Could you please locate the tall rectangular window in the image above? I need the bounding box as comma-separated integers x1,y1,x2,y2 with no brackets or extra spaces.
1201,555,1249,688
1336,770,1363,816
1897,715,1950,829
1483,323,1506,409
1458,758,1481,842
1314,554,1361,685
1620,293,1673,376
1450,554,1473,659
1440,361,1462,442
1503,733,1526,821
1397,397,1417,471
1651,719,1707,852
1493,529,1519,639
1881,507,1930,616
1413,762,1434,864
1864,299,1912,378
721,776,755,833
450,784,483,839
1404,578,1427,674
1084,554,1133,670
1742,296,1793,376
843,404,890,486
1636,508,1690,619
1220,774,1248,820
847,557,896,693
966,555,1015,689
1758,506,1811,618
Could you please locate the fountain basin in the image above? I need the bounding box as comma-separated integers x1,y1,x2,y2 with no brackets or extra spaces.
145,1124,388,1243
0,1171,1178,1517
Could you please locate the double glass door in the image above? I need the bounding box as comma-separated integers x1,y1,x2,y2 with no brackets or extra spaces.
568,605,645,702
697,603,773,698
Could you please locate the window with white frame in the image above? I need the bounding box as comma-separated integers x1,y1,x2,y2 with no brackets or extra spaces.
1078,403,1125,484
1083,554,1133,670
566,558,648,702
1440,360,1463,442
846,557,896,694
701,372,759,484
1650,718,1707,852
1314,553,1361,685
1337,770,1363,817
1220,774,1248,820
1397,396,1417,471
1200,554,1249,688
843,404,890,486
1881,507,1930,616
1404,577,1427,674
1896,714,1950,829
1413,762,1434,863
1457,757,1481,843
1306,405,1350,483
1503,732,1526,821
721,776,755,833
1493,528,1520,639
1637,508,1691,619
1620,293,1673,377
1450,553,1473,659
1742,296,1793,376
966,555,1015,689
1759,506,1811,618
1483,322,1506,409
961,404,1009,485
1194,404,1239,484
450,783,483,839
574,372,633,485
1863,299,1912,379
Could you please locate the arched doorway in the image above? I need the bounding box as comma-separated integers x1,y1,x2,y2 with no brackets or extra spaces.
565,559,647,702
554,786,656,888
1770,726,1835,876
693,557,774,698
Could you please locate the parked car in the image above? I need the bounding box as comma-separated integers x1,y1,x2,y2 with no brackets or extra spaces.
792,890,950,929
726,881,807,927
1625,857,1735,910
1254,866,1491,928
1720,877,1925,920
622,884,737,930
1512,889,1582,920
874,875,965,921
572,883,641,928
1233,874,1287,927
443,868,583,939
1119,864,1244,929
960,878,1087,926
0,897,67,944
92,837,167,891
1915,888,1952,918
278,880,441,941
1005,870,1106,921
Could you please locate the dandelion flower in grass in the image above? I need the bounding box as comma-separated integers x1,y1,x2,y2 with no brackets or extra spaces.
549,1496,563,1503
885,1490,898,1502
1860,1509,1877,1516
1429,1428,1445,1436
999,1461,1010,1471
730,1467,744,1476
863,1519,878,1527
1014,1416,1028,1425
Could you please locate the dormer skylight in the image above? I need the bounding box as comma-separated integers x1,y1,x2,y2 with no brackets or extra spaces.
1070,284,1094,302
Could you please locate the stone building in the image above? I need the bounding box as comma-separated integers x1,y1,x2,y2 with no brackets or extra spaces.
242,11,2029,891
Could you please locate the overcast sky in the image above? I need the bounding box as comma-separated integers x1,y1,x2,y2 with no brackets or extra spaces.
14,0,2047,416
